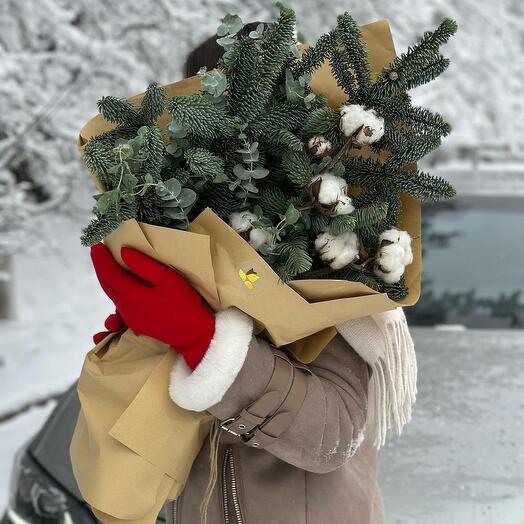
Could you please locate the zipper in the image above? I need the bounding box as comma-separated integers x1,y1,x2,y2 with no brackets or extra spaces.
222,446,245,524
166,499,177,524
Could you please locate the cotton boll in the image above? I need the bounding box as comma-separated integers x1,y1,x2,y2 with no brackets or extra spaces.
308,135,332,156
334,195,355,215
249,228,271,250
356,109,384,145
374,264,404,284
339,104,366,137
374,241,408,284
229,211,257,233
398,231,413,265
315,231,359,270
379,228,402,245
311,173,347,206
340,104,384,145
379,228,413,266
376,243,405,273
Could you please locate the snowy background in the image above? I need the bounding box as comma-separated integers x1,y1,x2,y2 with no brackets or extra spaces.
1,0,523,523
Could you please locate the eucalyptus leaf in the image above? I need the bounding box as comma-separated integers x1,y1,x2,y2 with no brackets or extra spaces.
121,173,138,191
285,69,307,103
165,178,182,196
107,164,121,175
285,203,301,225
233,163,252,180
119,143,133,159
201,69,227,97
290,42,301,58
97,191,114,215
242,150,259,163
179,188,197,208
122,192,135,204
166,142,179,155
332,162,345,177
250,166,269,179
258,244,273,257
167,120,188,138
249,23,264,39
213,172,229,184
163,208,188,220
216,35,237,49
217,13,243,36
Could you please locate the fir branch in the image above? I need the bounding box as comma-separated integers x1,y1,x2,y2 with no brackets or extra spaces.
194,183,238,219
257,4,296,96
142,126,164,182
250,101,312,137
274,233,313,281
353,202,389,227
97,96,141,127
328,214,356,235
394,170,456,201
226,37,262,122
387,133,442,166
293,30,336,77
301,107,338,136
139,83,167,125
258,185,288,216
403,106,451,137
81,202,138,247
169,95,236,139
266,128,304,151
282,149,313,187
379,277,409,300
335,13,371,92
310,214,329,235
370,18,457,98
82,139,115,184
184,147,225,182
329,47,357,101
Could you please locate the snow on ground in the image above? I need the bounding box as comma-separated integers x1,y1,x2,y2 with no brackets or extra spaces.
379,328,524,524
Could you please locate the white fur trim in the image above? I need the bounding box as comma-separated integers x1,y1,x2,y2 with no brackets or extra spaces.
169,308,253,411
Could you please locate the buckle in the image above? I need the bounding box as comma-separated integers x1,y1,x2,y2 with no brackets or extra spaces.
220,417,242,437
220,417,254,441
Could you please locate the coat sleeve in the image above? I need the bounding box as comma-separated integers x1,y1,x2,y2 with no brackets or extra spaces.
169,308,370,473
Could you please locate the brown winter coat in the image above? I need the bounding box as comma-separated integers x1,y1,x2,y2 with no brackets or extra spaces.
170,332,383,524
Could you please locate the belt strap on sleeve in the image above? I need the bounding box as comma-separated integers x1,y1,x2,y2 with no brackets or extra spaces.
220,349,310,448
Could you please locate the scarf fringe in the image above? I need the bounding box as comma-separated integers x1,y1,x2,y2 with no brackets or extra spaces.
336,308,417,449
370,312,417,448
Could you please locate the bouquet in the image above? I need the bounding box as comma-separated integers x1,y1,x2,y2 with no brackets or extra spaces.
80,4,456,307
71,8,458,523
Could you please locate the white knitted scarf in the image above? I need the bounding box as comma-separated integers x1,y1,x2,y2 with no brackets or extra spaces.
336,307,417,448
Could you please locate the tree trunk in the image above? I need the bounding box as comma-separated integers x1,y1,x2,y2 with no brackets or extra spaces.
0,254,16,320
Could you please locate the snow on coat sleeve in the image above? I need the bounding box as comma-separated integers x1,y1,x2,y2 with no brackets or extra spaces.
169,307,370,473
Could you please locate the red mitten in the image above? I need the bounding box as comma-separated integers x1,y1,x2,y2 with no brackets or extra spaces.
93,310,125,345
90,243,216,369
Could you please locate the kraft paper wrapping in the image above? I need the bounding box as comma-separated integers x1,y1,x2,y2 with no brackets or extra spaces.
71,20,421,524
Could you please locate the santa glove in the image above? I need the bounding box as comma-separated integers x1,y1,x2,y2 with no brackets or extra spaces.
90,243,216,369
93,310,126,345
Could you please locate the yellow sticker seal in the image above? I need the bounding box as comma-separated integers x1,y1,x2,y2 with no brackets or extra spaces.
238,268,260,290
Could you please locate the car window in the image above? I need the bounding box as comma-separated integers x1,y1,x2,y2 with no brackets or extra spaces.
407,196,524,328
